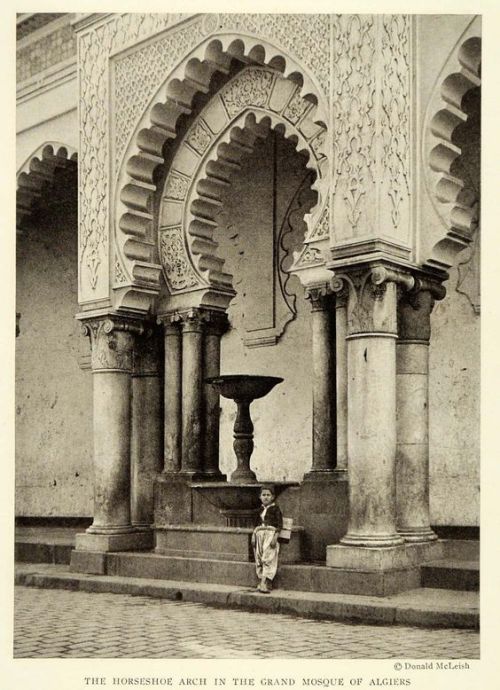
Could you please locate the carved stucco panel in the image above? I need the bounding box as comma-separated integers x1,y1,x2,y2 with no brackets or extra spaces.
78,12,190,304
159,226,200,292
330,15,411,251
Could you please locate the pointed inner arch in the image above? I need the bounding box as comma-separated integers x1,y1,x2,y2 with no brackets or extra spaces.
156,65,327,301
117,38,328,301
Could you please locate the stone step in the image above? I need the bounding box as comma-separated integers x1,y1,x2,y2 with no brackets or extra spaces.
71,550,422,597
15,563,479,629
420,559,479,591
441,539,479,561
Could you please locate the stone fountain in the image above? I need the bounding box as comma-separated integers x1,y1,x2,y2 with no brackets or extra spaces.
191,374,295,528
155,374,302,561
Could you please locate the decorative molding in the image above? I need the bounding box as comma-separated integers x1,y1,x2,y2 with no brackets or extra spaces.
455,228,480,314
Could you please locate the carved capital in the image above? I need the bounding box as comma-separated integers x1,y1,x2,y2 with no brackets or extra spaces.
202,309,229,338
398,275,446,342
81,316,143,372
134,325,162,376
305,285,333,312
158,312,183,336
180,308,205,334
332,265,414,336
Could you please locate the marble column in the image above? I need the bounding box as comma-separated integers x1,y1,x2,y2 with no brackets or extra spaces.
161,314,182,474
304,286,337,478
335,287,348,471
180,308,205,478
327,266,414,565
75,316,152,553
203,310,228,480
396,277,446,542
131,326,163,529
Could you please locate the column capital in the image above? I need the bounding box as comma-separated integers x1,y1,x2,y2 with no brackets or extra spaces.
398,275,446,342
133,324,162,377
305,284,334,312
179,308,205,333
158,311,183,335
80,315,143,372
331,264,414,336
202,309,229,337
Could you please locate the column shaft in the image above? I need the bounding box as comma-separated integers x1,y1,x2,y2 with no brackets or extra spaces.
335,294,348,470
343,333,402,545
181,311,204,475
131,329,162,528
203,316,225,478
163,319,182,473
90,371,132,532
395,284,444,542
305,290,337,477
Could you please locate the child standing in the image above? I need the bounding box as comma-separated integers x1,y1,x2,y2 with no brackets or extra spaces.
251,485,283,593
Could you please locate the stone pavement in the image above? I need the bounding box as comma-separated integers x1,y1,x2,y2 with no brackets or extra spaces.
14,586,479,659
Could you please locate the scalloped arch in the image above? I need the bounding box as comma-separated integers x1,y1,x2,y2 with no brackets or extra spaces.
17,142,78,229
114,34,329,313
423,29,481,272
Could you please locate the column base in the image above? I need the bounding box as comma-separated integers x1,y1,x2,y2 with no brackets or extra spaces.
398,527,438,543
303,468,347,481
74,529,154,553
326,539,444,570
327,543,409,570
340,532,405,548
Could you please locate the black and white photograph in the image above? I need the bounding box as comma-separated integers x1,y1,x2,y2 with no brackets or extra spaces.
6,3,496,686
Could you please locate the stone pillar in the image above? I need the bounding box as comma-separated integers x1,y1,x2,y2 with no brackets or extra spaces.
396,277,446,542
304,286,337,478
335,287,348,471
75,316,152,553
161,314,182,474
180,308,205,478
202,310,228,480
327,266,414,566
131,326,163,529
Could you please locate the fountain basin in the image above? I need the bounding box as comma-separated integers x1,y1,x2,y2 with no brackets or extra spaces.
205,374,283,401
191,481,298,527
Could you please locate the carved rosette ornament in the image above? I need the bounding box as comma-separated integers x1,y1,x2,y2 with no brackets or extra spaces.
81,317,144,372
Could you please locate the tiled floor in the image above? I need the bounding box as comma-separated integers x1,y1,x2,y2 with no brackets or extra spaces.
14,586,479,659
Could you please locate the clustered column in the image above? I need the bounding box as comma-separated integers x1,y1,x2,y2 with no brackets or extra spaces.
396,277,446,542
160,308,228,481
75,316,153,554
328,266,414,559
304,286,337,477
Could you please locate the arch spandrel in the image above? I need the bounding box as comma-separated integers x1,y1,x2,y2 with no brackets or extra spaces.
112,34,330,315
421,17,481,273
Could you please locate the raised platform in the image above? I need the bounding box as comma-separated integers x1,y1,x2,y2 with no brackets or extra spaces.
154,523,304,563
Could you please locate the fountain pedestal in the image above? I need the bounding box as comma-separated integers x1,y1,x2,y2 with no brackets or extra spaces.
205,375,283,484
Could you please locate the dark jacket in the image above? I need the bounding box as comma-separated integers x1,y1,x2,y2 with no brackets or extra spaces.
258,503,283,530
